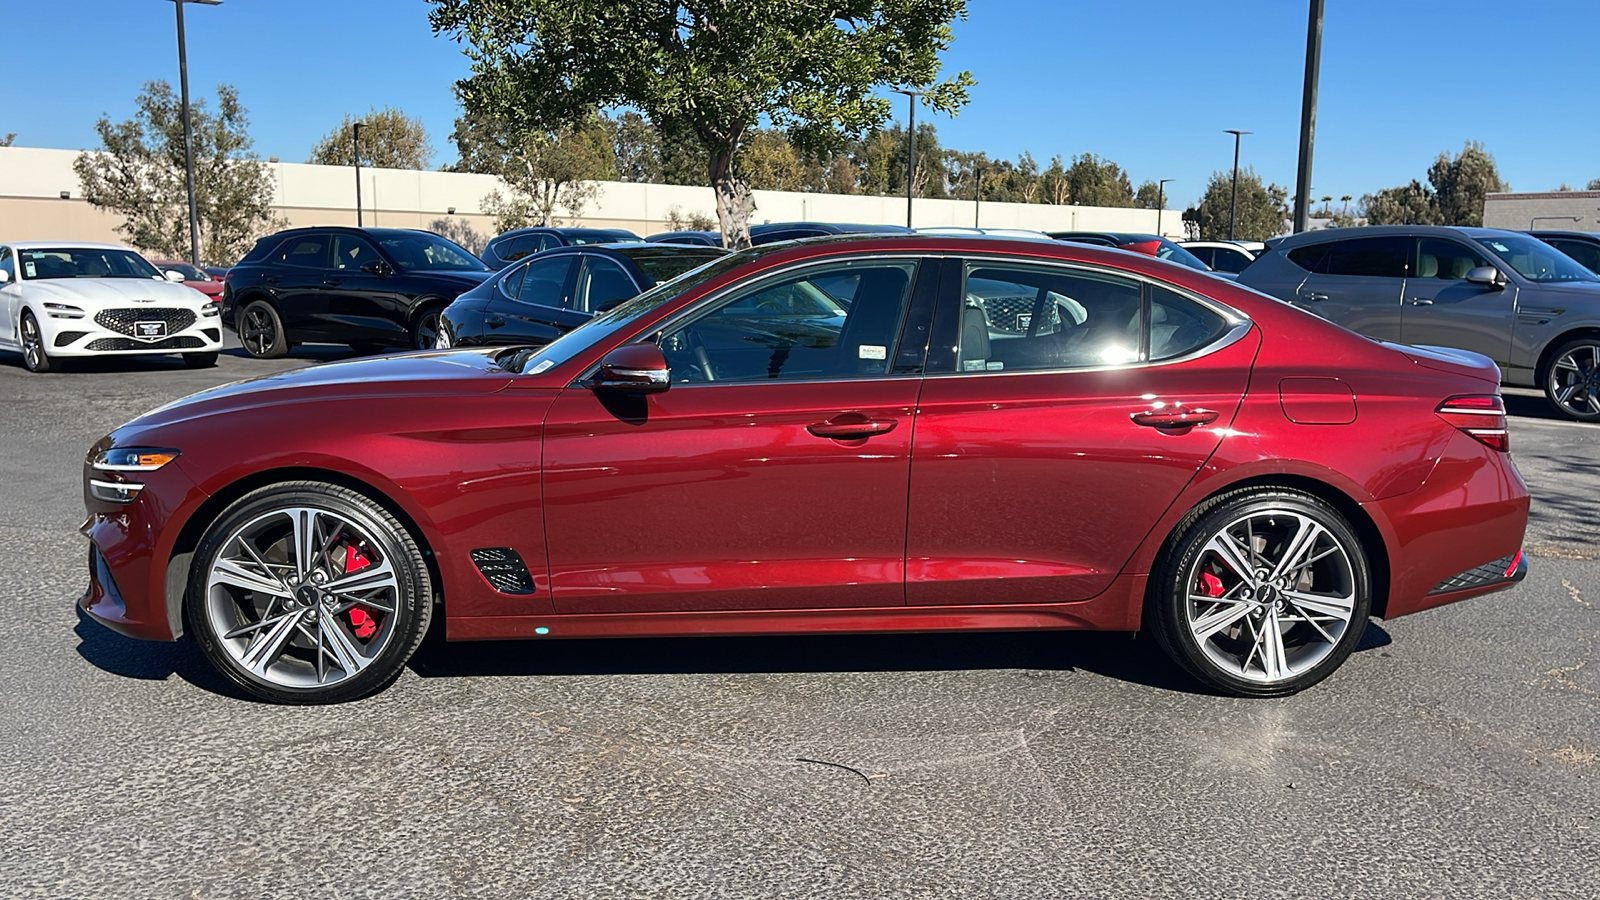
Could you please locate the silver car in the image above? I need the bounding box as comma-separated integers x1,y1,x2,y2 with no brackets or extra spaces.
1239,225,1600,421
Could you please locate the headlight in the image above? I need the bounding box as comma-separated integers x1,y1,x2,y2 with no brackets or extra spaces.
201,304,220,317
43,302,86,319
88,479,145,503
92,447,181,471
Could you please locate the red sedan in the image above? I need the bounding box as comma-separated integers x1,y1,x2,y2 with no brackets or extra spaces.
150,260,224,301
79,236,1528,703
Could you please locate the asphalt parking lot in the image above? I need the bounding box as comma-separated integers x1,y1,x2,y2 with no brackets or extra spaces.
2,343,1597,899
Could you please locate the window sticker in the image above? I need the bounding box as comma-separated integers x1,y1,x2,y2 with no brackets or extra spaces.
23,261,36,278
986,361,1005,371
858,344,887,360
961,359,987,372
528,359,556,374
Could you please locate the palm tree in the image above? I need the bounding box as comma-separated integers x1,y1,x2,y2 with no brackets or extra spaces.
1340,194,1353,216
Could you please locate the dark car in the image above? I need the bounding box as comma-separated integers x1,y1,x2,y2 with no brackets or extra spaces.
646,230,723,246
202,266,229,281
1527,231,1600,274
438,243,728,349
750,222,913,244
1049,232,1214,273
221,227,493,358
480,227,644,270
83,235,1528,704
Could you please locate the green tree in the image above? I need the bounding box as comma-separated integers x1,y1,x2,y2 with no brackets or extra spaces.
1134,180,1166,209
1189,168,1290,241
73,81,280,264
427,217,488,255
429,1,973,249
1064,154,1135,207
309,107,433,169
1428,141,1505,227
738,129,806,191
1362,180,1436,226
1588,178,1600,191
447,101,616,230
603,112,663,183
1,133,14,147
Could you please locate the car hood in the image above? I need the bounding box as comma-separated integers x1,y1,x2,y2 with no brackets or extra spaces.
1519,281,1600,303
414,270,495,289
127,348,520,429
21,277,208,308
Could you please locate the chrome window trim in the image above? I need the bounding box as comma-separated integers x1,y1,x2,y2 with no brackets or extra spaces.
497,255,571,306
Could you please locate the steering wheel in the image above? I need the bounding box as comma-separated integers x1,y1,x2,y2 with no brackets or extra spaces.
663,328,716,382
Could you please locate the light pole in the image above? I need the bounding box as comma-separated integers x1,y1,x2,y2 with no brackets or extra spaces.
352,122,365,227
1156,178,1174,237
973,165,984,226
1224,130,1251,241
1294,0,1325,233
168,0,222,266
891,89,922,228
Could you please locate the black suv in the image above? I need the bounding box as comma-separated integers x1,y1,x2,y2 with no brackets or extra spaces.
1527,231,1600,274
479,227,643,270
222,227,493,357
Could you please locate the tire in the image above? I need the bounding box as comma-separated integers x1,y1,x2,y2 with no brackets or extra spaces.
239,300,289,359
186,481,433,704
19,310,52,373
183,351,218,368
1541,338,1600,423
410,305,444,350
348,343,390,356
1147,488,1371,697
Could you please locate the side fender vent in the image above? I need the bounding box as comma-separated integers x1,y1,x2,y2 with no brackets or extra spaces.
470,548,537,595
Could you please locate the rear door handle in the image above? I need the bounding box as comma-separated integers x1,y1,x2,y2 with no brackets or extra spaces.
323,278,342,287
1131,408,1219,430
486,315,505,328
264,276,281,285
807,416,897,440
1407,298,1433,306
1300,291,1329,302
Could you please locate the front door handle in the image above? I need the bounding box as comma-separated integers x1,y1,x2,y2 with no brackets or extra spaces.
1408,298,1433,306
486,315,505,328
1300,291,1329,302
807,415,897,440
1131,408,1219,430
264,276,281,285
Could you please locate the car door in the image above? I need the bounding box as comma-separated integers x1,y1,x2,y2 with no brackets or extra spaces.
906,258,1255,606
1287,236,1409,341
269,234,335,337
540,255,933,614
326,233,407,343
1400,236,1516,363
0,248,17,345
485,255,583,345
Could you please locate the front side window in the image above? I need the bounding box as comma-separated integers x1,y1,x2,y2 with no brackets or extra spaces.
1210,247,1253,274
16,248,162,280
512,257,573,307
575,258,640,313
659,259,917,383
375,232,489,272
332,235,383,271
1477,235,1600,283
279,236,331,268
1414,238,1490,281
956,263,1142,372
498,235,538,262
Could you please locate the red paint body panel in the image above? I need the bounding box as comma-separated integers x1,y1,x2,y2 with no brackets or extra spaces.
78,236,1530,650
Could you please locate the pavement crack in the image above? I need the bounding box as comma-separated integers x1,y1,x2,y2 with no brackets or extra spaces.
794,756,879,785
1545,657,1597,695
1561,578,1593,610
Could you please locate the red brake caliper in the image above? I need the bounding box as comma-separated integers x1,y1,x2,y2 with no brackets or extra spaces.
344,545,377,639
1196,569,1225,598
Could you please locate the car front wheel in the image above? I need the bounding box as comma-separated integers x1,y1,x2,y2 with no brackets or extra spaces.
186,482,433,704
1543,338,1600,422
19,310,53,373
1148,489,1371,697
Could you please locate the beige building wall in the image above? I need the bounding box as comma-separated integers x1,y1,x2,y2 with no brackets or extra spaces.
1483,191,1600,233
1,146,1181,256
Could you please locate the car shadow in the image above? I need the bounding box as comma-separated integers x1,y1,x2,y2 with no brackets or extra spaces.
220,344,363,363
71,607,255,701
1503,392,1569,422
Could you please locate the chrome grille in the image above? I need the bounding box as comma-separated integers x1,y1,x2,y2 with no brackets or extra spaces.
94,307,197,338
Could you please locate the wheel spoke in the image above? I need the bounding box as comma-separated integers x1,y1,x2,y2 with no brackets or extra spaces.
211,556,291,597
326,556,396,595
238,612,301,676
1282,589,1354,622
1268,516,1325,582
289,508,319,578
1191,600,1255,640
223,605,288,640
1205,532,1257,583
1258,610,1289,681
316,607,371,675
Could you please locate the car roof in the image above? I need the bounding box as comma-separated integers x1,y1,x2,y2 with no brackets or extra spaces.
751,222,913,234
1268,224,1532,248
1528,230,1600,241
5,240,133,251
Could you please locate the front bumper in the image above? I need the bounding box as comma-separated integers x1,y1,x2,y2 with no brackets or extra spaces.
46,307,223,357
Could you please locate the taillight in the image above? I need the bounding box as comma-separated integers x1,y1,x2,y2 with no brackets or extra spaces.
1436,394,1509,452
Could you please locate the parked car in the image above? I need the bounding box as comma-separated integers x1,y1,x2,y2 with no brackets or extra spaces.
438,243,728,349
646,230,722,247
81,234,1528,704
915,227,1056,241
480,227,643,270
1049,232,1215,273
221,227,493,358
1239,225,1600,421
1178,241,1264,274
750,222,913,244
0,242,223,372
202,266,230,282
150,260,224,301
1526,230,1600,274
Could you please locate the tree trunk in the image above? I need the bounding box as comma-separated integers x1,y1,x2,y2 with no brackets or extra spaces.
708,145,754,250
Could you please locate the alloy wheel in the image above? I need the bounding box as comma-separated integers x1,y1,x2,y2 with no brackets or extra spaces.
243,307,276,357
413,311,441,350
1548,343,1600,419
203,506,401,689
1183,508,1358,685
20,313,44,371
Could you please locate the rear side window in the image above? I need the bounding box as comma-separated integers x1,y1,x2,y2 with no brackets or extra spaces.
1149,286,1229,360
1297,237,1410,277
278,236,330,268
498,235,539,263
1549,240,1600,274
1210,247,1254,274
239,236,279,264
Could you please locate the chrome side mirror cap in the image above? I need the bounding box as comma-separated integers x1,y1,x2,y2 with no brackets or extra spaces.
1466,266,1505,288
588,343,671,394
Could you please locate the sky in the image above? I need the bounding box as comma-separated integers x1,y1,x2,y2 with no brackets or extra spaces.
9,0,1600,209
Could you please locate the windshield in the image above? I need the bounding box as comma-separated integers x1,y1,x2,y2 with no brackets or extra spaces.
17,248,162,280
1475,235,1600,284
1153,240,1211,271
501,252,753,374
374,232,489,272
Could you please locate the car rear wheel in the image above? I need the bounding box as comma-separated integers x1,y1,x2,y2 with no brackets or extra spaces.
186,482,433,704
1542,338,1600,422
183,351,218,368
239,301,288,359
19,310,53,373
1149,489,1371,697
411,307,443,350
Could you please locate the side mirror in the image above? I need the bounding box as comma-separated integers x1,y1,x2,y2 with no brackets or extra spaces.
0,270,10,284
1466,266,1505,289
360,260,391,276
164,269,187,282
588,343,670,393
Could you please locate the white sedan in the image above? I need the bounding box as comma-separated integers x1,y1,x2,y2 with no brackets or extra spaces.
0,242,224,373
